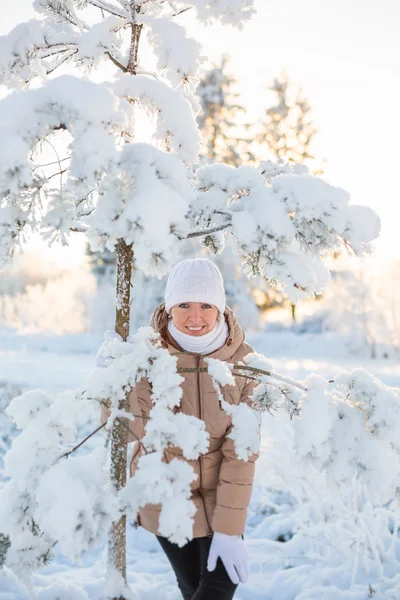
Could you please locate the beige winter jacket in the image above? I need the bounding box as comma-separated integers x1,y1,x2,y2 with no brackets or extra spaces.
101,304,259,538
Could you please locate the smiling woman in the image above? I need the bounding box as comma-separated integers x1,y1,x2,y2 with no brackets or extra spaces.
100,257,260,599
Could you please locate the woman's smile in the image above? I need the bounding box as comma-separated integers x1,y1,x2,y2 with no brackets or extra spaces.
186,325,206,334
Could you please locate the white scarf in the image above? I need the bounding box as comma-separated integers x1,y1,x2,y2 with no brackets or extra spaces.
168,315,229,355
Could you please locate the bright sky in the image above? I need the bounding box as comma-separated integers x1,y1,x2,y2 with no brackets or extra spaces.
2,0,400,262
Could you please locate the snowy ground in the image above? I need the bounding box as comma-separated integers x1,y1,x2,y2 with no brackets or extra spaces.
1,323,400,600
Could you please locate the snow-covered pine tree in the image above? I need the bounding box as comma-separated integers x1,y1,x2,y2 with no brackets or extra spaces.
257,74,323,321
0,1,381,597
197,54,254,166
0,1,255,595
258,73,319,168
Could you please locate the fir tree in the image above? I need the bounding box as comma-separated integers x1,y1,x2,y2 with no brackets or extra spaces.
258,73,320,171
258,74,323,320
197,55,254,166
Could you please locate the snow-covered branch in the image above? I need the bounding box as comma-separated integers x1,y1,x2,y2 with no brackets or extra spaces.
189,163,380,301
113,75,200,161
87,0,129,18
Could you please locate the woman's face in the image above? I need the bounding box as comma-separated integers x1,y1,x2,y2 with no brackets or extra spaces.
170,302,219,336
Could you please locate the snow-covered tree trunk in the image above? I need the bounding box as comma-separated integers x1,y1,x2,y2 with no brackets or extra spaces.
108,11,142,592
109,240,133,592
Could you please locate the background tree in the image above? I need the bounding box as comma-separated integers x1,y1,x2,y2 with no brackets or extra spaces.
258,73,319,168
197,55,255,166
257,73,322,321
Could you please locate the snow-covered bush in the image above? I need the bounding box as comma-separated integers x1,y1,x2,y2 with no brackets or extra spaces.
250,365,400,597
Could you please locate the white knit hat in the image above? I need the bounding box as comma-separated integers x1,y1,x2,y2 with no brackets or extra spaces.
165,258,226,315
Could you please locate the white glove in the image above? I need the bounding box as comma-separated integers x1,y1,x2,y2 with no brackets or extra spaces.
94,330,133,368
207,532,249,585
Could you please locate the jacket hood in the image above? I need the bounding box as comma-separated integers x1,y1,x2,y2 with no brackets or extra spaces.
150,303,245,361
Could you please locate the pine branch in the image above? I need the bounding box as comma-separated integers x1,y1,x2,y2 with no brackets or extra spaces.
171,6,193,17
46,50,78,75
33,157,71,170
41,138,65,187
58,402,151,461
178,365,306,393
45,0,90,30
232,364,308,391
100,400,149,454
116,0,130,8
60,423,106,459
106,51,128,72
70,225,88,233
87,0,128,18
45,169,67,181
40,46,75,60
185,221,232,239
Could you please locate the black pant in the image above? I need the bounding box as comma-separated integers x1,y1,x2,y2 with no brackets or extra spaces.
156,535,238,600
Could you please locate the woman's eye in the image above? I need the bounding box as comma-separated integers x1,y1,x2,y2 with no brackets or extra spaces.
179,303,189,308
202,304,212,309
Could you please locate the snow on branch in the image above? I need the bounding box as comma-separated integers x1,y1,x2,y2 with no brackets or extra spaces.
86,0,129,18
0,20,78,88
34,0,89,29
0,14,125,89
121,453,198,545
294,369,400,506
143,16,202,109
0,72,197,274
0,75,128,259
205,357,260,461
0,388,99,574
202,353,400,509
75,16,126,69
174,0,256,26
113,74,201,161
85,143,194,275
190,163,381,301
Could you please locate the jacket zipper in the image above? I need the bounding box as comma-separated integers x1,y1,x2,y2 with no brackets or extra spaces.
196,355,213,537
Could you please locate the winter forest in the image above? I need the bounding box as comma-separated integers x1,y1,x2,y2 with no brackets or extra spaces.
1,0,400,599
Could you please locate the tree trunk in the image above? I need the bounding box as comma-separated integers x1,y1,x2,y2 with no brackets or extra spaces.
107,7,142,595
291,303,296,323
108,240,133,599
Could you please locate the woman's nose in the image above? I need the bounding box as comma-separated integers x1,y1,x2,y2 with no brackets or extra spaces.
188,309,201,322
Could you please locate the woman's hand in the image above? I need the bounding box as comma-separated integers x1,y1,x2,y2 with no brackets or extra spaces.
207,532,249,585
94,330,134,368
